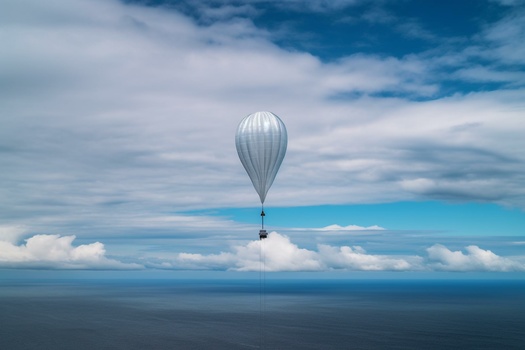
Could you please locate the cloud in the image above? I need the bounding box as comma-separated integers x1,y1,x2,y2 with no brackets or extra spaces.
400,178,508,201
240,233,323,271
284,0,365,12
317,244,417,271
454,65,525,85
147,232,525,272
209,0,368,13
0,225,27,244
318,224,384,231
426,244,525,272
294,224,385,233
0,234,142,269
196,4,260,23
1,0,525,246
4,231,522,272
149,232,322,271
482,8,525,65
436,6,525,88
149,232,419,271
396,20,436,41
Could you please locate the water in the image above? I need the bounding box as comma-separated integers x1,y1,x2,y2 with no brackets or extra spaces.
1,279,524,349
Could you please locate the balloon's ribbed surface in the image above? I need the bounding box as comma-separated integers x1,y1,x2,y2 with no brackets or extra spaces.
235,111,287,204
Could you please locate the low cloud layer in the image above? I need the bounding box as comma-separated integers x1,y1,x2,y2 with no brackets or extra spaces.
0,234,141,269
311,224,385,232
148,232,525,272
1,231,524,272
427,244,525,272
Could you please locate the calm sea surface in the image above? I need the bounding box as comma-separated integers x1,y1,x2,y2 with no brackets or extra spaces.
1,279,524,349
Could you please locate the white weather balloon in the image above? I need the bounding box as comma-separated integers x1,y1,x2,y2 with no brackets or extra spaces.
236,111,287,205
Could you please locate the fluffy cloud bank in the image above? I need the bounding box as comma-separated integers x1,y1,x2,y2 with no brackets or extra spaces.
1,232,524,272
0,234,141,269
313,224,385,232
149,232,525,272
427,244,525,272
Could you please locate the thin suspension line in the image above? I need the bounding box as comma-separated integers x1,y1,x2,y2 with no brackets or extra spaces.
258,237,266,349
263,238,266,349
261,204,264,230
259,233,264,349
259,205,267,348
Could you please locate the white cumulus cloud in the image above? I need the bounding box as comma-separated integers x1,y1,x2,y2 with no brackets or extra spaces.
151,232,418,272
0,234,142,269
318,244,416,271
147,232,525,273
426,244,525,272
314,224,385,231
236,233,322,271
6,231,520,273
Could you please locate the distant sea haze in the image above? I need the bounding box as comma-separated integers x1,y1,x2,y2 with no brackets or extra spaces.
1,279,524,349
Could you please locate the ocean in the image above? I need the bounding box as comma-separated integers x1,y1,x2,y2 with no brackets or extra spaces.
1,279,524,349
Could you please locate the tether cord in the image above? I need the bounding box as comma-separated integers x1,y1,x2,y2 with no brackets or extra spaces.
259,237,262,349
263,238,266,349
259,236,266,349
259,204,266,349
261,204,265,230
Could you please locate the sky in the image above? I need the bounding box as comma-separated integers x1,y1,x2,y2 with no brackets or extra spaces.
1,0,525,277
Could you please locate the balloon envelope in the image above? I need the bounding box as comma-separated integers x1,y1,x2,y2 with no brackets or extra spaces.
236,111,287,204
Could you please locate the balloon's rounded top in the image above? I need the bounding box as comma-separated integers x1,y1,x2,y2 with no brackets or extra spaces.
237,111,286,131
236,111,287,204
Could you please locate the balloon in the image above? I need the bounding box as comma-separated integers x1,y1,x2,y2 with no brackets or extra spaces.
236,111,287,205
